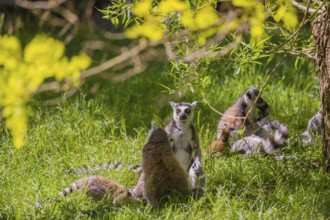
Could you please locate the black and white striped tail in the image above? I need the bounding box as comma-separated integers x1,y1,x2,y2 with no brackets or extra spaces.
67,161,142,176
58,182,80,197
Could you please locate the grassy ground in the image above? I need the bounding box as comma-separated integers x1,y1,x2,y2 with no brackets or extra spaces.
0,56,329,219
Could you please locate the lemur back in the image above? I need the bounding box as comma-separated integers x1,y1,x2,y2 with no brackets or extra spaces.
301,109,323,144
58,176,133,205
142,122,191,206
208,86,270,154
165,101,205,192
231,119,289,155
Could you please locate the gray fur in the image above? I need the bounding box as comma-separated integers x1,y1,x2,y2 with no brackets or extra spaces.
213,86,270,146
58,176,132,205
67,161,142,176
165,101,205,191
301,109,322,144
231,120,289,155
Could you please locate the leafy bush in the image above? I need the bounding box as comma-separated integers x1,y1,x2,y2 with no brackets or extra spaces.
0,35,91,147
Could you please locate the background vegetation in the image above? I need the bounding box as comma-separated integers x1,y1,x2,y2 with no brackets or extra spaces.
0,0,329,219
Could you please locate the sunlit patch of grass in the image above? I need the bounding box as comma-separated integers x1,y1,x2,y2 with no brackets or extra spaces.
0,55,329,219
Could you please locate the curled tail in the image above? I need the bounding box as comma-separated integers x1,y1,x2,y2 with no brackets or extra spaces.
58,176,132,204
264,122,289,154
67,161,142,176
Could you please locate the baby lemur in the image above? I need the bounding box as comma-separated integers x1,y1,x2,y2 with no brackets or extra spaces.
231,119,289,155
58,176,133,205
165,101,205,193
142,121,191,206
208,86,270,154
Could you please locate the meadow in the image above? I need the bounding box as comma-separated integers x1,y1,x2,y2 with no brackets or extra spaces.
0,55,329,219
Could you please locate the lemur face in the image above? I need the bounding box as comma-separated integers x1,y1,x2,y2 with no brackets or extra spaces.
244,86,270,118
170,101,197,123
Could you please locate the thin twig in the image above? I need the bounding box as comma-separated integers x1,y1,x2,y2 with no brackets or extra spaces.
265,42,315,59
281,48,314,59
266,2,324,54
202,98,246,119
180,36,242,63
244,54,288,125
43,87,79,106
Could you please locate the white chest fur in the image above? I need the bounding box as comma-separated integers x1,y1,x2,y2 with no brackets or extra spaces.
170,127,193,171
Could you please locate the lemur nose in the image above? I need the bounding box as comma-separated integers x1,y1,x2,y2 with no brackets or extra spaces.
179,114,187,120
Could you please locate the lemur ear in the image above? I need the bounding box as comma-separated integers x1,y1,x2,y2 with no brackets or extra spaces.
248,85,260,97
169,101,176,109
249,85,258,90
191,101,197,108
147,121,159,141
151,121,158,130
246,91,252,100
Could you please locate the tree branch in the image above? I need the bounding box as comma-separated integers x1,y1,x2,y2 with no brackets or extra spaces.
291,0,323,14
179,36,242,63
37,38,164,94
81,39,151,78
15,0,67,10
43,87,79,106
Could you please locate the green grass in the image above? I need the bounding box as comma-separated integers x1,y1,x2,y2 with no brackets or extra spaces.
0,56,329,219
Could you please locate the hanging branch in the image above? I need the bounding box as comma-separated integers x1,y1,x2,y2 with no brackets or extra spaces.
15,0,67,10
180,36,242,63
291,0,324,14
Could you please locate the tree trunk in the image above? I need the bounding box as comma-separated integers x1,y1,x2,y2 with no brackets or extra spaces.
312,6,330,172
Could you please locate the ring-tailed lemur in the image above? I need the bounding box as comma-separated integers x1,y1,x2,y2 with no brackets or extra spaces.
301,109,323,144
142,121,191,207
165,101,205,196
68,102,204,197
226,116,274,145
231,119,289,155
58,175,135,205
208,86,270,154
59,122,162,205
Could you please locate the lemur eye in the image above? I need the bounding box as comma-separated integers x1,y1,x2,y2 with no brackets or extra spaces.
185,109,191,114
176,109,181,114
257,98,263,103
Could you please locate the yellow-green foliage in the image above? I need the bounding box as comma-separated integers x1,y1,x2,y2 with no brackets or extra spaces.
0,35,91,147
269,0,298,29
124,0,297,46
125,0,223,44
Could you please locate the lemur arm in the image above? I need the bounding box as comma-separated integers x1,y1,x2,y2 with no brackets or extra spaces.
190,125,201,160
